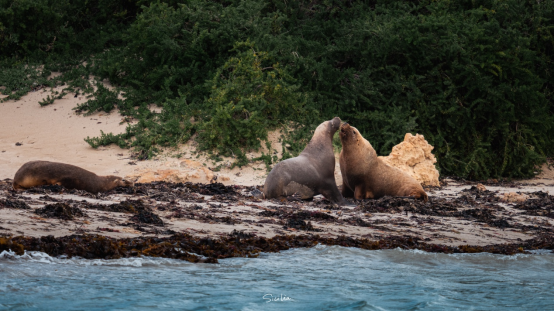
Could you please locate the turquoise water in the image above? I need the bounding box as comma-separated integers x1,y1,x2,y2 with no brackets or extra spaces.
1,245,553,310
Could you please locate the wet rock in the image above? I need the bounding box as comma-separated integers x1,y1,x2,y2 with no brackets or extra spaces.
500,192,530,203
125,159,230,184
476,183,487,192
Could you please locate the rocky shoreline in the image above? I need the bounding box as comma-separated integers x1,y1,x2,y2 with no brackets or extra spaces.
1,179,553,262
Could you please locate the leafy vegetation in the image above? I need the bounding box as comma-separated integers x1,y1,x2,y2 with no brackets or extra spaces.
1,0,553,179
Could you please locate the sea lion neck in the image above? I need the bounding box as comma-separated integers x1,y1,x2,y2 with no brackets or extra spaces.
301,121,335,156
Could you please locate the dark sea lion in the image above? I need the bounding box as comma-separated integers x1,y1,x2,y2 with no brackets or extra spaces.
264,117,347,205
339,123,428,201
13,160,133,193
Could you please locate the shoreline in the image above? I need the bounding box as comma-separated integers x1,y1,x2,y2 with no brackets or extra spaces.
2,179,553,262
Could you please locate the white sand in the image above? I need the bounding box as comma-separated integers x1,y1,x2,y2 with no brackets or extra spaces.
0,85,134,178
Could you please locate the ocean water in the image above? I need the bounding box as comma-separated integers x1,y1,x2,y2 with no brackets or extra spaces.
0,245,553,311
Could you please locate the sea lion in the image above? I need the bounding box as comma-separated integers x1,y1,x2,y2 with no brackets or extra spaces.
339,123,428,201
13,160,133,193
263,117,347,205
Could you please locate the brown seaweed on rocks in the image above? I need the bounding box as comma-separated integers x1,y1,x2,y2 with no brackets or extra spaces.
81,199,150,214
359,196,460,216
357,196,514,229
0,198,31,209
259,209,333,232
515,192,554,219
0,233,552,264
26,185,66,194
130,211,164,225
459,186,500,203
34,203,86,220
259,209,335,221
185,182,238,195
285,219,319,231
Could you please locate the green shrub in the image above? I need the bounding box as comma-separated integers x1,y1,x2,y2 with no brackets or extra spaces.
1,0,553,180
197,41,309,155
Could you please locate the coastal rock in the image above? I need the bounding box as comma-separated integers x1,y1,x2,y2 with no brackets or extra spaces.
476,183,487,192
500,192,529,203
378,133,440,186
125,159,230,184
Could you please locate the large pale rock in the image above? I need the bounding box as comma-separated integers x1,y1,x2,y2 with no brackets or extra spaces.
126,159,230,184
378,133,440,186
499,192,529,203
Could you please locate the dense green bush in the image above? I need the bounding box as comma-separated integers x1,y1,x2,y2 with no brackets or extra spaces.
1,0,553,179
198,41,309,154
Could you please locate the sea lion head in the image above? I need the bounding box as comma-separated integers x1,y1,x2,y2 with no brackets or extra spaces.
340,122,377,158
339,122,361,144
107,176,134,188
120,177,135,188
313,116,342,139
329,116,341,133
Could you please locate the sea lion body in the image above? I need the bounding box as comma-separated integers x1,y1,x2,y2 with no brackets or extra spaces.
339,124,428,201
264,117,347,205
13,161,133,193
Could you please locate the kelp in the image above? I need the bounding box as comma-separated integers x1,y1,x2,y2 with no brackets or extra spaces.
0,233,552,264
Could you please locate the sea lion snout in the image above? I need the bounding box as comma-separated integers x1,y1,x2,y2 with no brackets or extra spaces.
330,117,342,132
339,123,356,140
120,178,135,188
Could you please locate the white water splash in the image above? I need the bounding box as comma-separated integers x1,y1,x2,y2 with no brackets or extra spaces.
0,249,191,267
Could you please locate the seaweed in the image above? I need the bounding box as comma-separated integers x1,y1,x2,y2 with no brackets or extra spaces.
26,184,66,194
0,198,31,209
1,233,552,264
514,192,554,219
185,182,238,196
130,211,164,226
285,219,319,232
459,186,500,203
259,209,335,221
81,199,150,214
357,195,513,229
34,203,86,220
359,196,460,216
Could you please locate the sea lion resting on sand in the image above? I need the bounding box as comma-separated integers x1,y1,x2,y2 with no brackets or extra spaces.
264,117,347,205
13,160,133,193
339,123,428,201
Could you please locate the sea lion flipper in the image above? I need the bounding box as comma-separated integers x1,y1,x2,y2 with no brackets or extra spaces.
407,189,428,202
319,181,347,206
12,182,24,190
341,183,354,198
354,186,364,199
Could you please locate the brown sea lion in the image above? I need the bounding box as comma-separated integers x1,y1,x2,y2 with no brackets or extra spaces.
264,117,347,205
339,123,428,201
13,160,133,193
